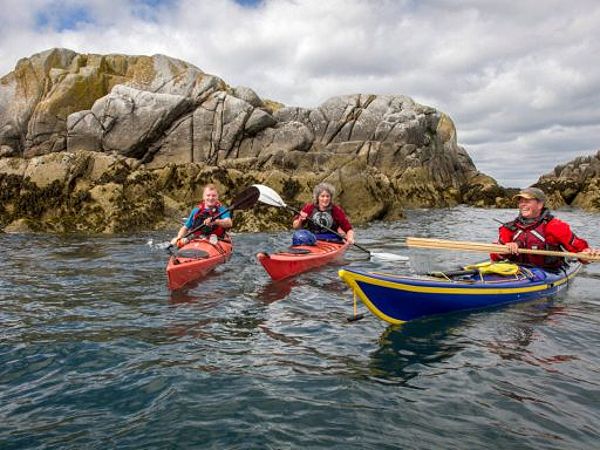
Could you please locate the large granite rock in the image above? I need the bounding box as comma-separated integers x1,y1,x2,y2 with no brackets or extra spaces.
0,48,225,158
0,48,514,233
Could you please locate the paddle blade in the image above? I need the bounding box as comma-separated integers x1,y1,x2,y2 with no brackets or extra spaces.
231,186,261,210
252,184,288,208
370,252,409,261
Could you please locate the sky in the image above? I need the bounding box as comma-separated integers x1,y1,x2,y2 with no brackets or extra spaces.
1,0,599,188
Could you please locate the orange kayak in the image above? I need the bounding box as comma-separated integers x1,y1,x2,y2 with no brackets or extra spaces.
257,240,349,281
166,237,233,290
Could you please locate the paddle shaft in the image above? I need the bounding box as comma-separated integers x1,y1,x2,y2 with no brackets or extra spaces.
179,186,259,241
181,205,232,240
406,237,600,261
166,206,232,255
283,204,372,255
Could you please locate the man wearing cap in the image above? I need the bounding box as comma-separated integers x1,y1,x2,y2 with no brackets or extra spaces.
491,187,598,268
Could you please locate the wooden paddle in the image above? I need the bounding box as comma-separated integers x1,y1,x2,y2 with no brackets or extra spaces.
253,184,409,261
405,237,600,262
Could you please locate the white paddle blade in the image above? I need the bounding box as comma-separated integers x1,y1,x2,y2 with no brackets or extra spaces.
370,252,409,261
252,184,288,208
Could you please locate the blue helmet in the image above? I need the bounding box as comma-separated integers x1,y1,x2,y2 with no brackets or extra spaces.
292,229,317,246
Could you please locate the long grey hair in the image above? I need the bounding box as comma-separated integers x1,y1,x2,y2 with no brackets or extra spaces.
312,182,335,204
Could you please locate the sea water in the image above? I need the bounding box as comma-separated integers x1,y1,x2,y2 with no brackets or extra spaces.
1,206,599,449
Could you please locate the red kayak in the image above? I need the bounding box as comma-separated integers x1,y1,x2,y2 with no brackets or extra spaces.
256,240,350,281
166,236,233,290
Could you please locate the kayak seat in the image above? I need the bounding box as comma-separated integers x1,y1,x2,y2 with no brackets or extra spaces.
285,247,312,254
176,249,210,259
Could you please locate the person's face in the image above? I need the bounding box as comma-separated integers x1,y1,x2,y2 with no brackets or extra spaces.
518,197,543,219
317,191,331,209
203,188,219,206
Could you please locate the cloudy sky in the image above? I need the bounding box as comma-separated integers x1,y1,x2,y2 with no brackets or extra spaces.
1,0,598,187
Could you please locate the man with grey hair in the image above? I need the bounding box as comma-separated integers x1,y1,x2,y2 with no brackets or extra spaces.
293,182,355,244
491,187,598,268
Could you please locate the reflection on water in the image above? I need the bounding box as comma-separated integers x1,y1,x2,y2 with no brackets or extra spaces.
369,293,577,384
369,314,468,384
485,296,581,375
254,279,295,304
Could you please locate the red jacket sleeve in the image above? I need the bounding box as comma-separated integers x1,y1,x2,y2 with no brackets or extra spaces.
490,225,515,261
293,203,314,222
332,205,352,232
545,218,589,252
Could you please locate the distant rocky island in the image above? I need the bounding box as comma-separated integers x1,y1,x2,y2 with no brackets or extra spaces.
535,151,600,211
0,48,597,233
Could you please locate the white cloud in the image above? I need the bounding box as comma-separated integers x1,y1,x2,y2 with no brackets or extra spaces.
0,0,599,187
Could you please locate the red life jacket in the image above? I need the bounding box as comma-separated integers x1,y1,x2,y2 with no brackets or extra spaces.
504,210,564,268
191,201,226,238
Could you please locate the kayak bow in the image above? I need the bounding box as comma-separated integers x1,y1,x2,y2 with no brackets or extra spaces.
166,236,233,290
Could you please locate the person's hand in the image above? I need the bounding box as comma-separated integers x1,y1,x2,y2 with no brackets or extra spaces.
203,217,213,226
581,247,600,257
504,242,519,254
299,211,308,222
176,238,190,248
346,236,355,245
176,237,189,248
579,247,600,264
170,237,179,246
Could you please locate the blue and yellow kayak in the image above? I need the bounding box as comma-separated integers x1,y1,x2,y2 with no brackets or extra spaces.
338,263,581,324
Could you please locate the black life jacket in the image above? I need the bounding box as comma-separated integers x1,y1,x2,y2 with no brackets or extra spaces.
307,204,336,234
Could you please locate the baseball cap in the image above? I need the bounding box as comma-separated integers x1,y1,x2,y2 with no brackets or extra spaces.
513,187,546,202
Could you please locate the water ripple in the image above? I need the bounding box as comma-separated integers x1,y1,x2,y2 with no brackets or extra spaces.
1,207,600,448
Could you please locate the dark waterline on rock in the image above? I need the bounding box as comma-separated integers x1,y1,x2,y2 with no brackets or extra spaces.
1,206,600,449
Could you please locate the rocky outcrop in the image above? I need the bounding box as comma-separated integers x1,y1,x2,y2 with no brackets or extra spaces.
535,150,600,211
0,48,228,158
0,150,397,233
0,48,509,233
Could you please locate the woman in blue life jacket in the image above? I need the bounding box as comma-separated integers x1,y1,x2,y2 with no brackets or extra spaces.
170,184,232,247
292,182,355,244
